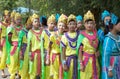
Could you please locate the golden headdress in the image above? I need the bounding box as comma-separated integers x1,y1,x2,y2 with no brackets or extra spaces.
84,10,95,22
26,16,32,26
58,14,67,25
47,14,56,24
4,10,10,16
11,11,16,18
14,13,21,20
31,13,39,21
67,14,76,24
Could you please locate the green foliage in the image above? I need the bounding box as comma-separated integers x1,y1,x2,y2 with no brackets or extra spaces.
0,0,120,23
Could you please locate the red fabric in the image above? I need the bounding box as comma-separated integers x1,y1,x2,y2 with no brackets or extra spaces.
110,56,115,67
10,41,18,55
52,53,63,79
31,50,41,75
83,52,98,79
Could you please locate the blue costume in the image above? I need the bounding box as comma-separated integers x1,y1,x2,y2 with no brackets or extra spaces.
102,32,120,79
102,13,120,79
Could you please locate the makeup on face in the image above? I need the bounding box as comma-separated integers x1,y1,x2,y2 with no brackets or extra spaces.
68,21,77,32
48,22,55,31
84,21,94,31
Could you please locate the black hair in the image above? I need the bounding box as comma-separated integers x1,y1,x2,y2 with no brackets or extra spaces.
104,18,120,35
116,18,120,25
104,20,113,35
41,17,47,26
84,19,93,23
68,19,76,23
25,17,29,24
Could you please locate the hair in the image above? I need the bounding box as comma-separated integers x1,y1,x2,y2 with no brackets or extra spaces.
84,19,93,23
68,19,76,23
116,18,120,25
104,18,120,35
41,17,47,26
104,20,113,35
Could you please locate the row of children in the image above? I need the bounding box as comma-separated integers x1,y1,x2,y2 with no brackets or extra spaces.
0,10,120,79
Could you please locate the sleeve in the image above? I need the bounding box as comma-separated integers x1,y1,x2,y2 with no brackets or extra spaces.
18,30,25,51
61,35,67,48
6,27,12,64
49,34,55,45
102,37,112,70
97,29,104,43
27,30,32,52
0,23,2,29
76,34,84,55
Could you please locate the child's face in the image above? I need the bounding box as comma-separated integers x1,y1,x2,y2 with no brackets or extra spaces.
77,21,82,29
15,17,22,26
5,13,11,21
84,21,94,31
104,16,111,25
68,21,77,32
32,18,40,28
48,22,55,30
115,22,120,32
58,22,66,33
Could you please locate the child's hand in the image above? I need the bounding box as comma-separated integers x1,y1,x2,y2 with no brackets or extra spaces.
63,64,68,71
80,64,85,72
30,56,34,61
95,51,100,57
45,59,50,65
108,70,113,77
20,55,24,60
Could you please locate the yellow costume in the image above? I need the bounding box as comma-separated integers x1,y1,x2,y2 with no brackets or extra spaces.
19,17,32,79
28,13,42,79
77,11,99,79
7,13,23,79
0,10,10,69
61,14,78,79
41,14,56,79
50,14,67,79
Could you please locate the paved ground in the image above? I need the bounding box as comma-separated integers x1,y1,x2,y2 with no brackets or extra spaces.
0,68,10,79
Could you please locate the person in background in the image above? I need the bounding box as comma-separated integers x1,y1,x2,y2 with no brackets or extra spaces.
61,14,78,79
102,13,120,79
40,16,47,29
76,15,83,32
6,12,23,79
18,16,32,79
48,14,67,79
0,10,11,78
27,13,43,79
77,10,99,79
41,14,56,79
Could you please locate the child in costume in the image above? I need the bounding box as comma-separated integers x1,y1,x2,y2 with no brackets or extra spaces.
97,10,111,79
41,14,56,79
6,12,23,79
0,10,11,78
47,14,67,79
76,15,83,32
10,11,16,27
77,11,99,79
61,14,78,79
102,14,120,79
40,16,47,29
18,16,32,79
27,13,42,79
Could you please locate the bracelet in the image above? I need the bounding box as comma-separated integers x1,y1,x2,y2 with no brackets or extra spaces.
29,52,31,56
108,66,113,71
62,60,66,65
78,60,83,65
